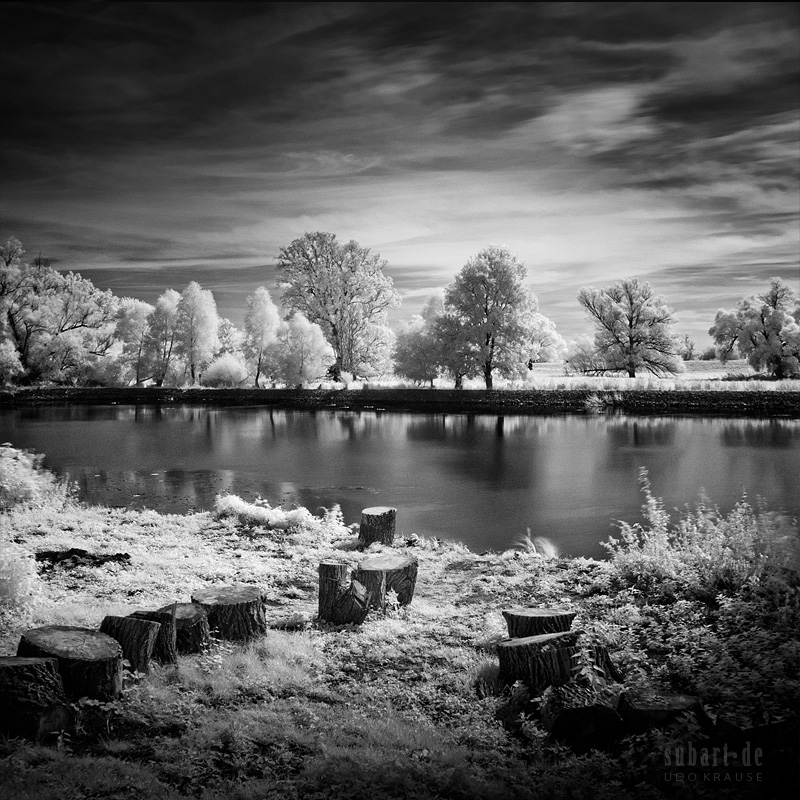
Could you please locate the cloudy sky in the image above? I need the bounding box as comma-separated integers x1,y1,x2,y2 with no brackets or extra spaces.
1,2,798,345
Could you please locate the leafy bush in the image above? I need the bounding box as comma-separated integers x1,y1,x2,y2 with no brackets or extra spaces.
0,538,41,608
0,444,69,509
202,353,249,387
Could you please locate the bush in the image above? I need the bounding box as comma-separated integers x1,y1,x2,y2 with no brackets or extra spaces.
0,538,41,608
0,445,69,509
202,353,249,387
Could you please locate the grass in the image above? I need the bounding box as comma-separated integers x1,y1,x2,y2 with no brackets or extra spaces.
1,449,798,799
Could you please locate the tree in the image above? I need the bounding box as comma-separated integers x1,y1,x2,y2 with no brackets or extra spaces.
266,313,334,387
709,278,800,378
215,318,245,358
243,286,281,387
116,298,154,385
175,282,219,384
393,315,440,386
577,278,682,378
143,289,181,387
277,232,400,378
202,352,249,387
679,334,696,361
442,245,558,388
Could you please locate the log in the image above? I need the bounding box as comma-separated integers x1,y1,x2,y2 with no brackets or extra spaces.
159,602,210,654
318,562,371,625
540,683,624,753
130,606,178,665
0,656,73,741
191,585,268,642
502,608,577,638
16,626,123,700
358,506,397,547
496,631,581,693
352,553,418,610
618,689,704,734
99,615,160,674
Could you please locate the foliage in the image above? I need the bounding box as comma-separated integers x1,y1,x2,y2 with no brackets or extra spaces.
115,297,155,385
143,289,181,387
175,282,219,384
264,312,334,387
578,278,683,378
277,231,400,378
709,277,800,378
393,314,440,386
214,317,245,359
213,494,316,530
0,538,41,609
0,444,69,510
202,353,249,387
243,286,281,387
0,338,24,383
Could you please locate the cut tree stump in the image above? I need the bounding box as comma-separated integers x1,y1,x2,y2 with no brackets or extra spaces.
618,689,704,734
99,615,160,674
130,606,178,665
159,603,210,654
16,626,123,700
0,656,73,741
352,553,418,610
497,631,581,694
358,506,397,547
191,585,268,642
540,683,624,753
502,608,577,638
318,562,371,625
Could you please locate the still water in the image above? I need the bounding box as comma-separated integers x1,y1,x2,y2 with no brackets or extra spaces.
1,405,798,558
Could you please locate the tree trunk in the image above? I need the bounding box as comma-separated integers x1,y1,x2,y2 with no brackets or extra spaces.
359,506,397,547
17,626,123,700
99,616,160,674
191,585,269,642
540,683,624,753
618,689,703,734
352,553,418,611
130,607,178,665
502,608,577,638
160,603,210,654
496,631,581,694
0,656,73,742
318,562,371,625
484,363,493,389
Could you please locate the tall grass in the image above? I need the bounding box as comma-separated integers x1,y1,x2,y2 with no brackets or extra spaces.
0,444,71,510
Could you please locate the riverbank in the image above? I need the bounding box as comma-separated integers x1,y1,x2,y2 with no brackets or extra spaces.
1,385,798,417
1,459,798,799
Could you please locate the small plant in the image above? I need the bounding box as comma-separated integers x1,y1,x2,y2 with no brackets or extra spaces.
0,538,41,608
0,444,71,509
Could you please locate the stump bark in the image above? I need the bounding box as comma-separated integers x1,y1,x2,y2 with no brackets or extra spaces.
191,585,268,642
618,689,703,734
17,626,123,700
99,615,160,674
318,562,371,625
358,506,397,547
497,631,581,693
0,656,73,741
540,683,624,753
130,606,178,665
502,608,577,638
159,602,210,654
352,553,418,610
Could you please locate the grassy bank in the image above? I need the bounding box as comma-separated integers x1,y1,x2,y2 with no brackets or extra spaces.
1,452,799,799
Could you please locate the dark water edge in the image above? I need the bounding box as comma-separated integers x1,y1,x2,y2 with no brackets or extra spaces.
1,386,799,416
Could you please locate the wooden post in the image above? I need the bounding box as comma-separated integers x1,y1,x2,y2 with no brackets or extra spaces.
17,626,123,700
159,603,210,654
99,616,161,674
0,656,73,741
502,608,577,638
130,606,178,665
496,631,581,694
318,562,370,625
359,506,397,547
191,585,269,642
352,553,418,611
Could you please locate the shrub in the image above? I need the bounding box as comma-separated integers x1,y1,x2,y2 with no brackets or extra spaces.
0,445,69,509
0,538,41,608
202,353,249,387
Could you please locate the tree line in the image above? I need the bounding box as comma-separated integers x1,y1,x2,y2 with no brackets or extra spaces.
0,232,798,388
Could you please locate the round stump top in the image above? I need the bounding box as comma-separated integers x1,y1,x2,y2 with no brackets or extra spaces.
159,602,206,621
504,608,576,618
0,656,59,668
21,626,122,661
361,506,396,516
357,553,417,571
192,585,266,606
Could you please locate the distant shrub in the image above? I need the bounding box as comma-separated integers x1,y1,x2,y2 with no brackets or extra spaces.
0,538,41,608
213,494,316,529
0,445,69,509
202,353,249,387
0,339,24,384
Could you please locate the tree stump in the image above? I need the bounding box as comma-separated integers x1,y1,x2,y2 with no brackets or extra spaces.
0,656,73,741
497,631,581,693
318,562,371,625
618,689,704,734
99,615,161,674
17,626,123,700
159,603,210,653
502,608,577,638
352,553,418,610
130,606,178,665
191,585,268,642
540,683,624,753
358,506,397,547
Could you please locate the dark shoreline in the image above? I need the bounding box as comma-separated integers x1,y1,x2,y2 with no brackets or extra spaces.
0,386,798,416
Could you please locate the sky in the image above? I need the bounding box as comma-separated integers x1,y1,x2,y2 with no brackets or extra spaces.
1,1,798,346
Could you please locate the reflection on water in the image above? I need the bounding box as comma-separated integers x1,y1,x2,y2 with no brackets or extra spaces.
1,406,798,559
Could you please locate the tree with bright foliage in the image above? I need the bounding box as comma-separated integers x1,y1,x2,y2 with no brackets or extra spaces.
709,278,800,378
143,289,181,387
243,286,281,387
175,281,219,384
266,312,334,387
577,278,682,377
115,298,155,385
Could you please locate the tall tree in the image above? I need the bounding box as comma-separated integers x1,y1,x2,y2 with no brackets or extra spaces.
709,278,800,378
393,315,440,387
144,289,181,387
276,232,400,378
267,312,334,387
442,245,554,388
243,286,281,387
577,278,682,378
116,298,154,385
175,281,219,384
